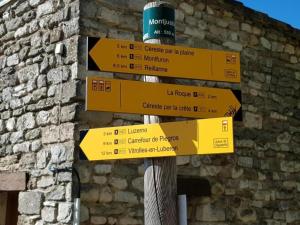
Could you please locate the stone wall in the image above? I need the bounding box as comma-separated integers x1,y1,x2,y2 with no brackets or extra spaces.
0,0,79,224
77,0,300,225
1,0,299,224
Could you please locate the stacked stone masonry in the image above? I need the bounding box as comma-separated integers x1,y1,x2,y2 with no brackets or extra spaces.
0,0,300,224
0,0,79,224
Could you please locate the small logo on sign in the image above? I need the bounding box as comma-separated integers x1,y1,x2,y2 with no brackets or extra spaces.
226,55,237,64
105,81,111,92
224,69,237,78
213,138,229,148
222,120,228,132
92,80,111,92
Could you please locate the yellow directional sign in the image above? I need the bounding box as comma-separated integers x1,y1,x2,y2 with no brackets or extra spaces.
80,117,234,161
88,37,240,83
86,77,241,119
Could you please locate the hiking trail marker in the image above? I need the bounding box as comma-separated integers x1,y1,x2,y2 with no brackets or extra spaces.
86,77,242,120
87,37,240,83
79,117,233,161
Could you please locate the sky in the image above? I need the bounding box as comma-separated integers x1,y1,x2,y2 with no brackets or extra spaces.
237,0,300,30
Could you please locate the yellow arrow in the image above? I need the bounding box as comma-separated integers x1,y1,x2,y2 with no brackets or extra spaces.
80,117,234,161
86,77,241,119
88,38,240,83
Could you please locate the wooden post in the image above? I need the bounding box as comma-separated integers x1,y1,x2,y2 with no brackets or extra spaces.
0,192,8,225
143,2,177,225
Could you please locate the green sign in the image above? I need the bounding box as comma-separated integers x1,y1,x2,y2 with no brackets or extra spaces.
143,5,175,41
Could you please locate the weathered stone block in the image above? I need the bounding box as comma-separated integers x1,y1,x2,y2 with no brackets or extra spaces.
184,26,205,38
16,112,36,130
17,64,39,83
241,23,252,33
10,98,22,109
280,161,295,173
13,141,31,153
15,1,30,16
49,141,74,163
211,183,225,196
36,111,50,126
6,17,24,31
119,217,142,225
109,177,128,190
6,53,19,66
36,149,49,169
238,156,253,168
0,23,6,37
284,44,295,54
91,216,107,225
60,81,77,103
41,207,56,222
42,124,74,144
49,28,62,43
80,204,89,222
97,7,120,25
237,208,257,223
46,185,65,200
286,210,300,223
37,176,54,188
0,120,4,134
29,0,45,7
94,164,112,174
99,186,113,203
132,177,143,192
196,204,225,221
179,2,194,15
176,156,190,165
61,104,76,122
277,132,291,144
128,0,146,11
260,37,271,49
18,192,42,215
119,15,138,31
47,66,70,84
78,164,92,183
37,0,55,18
57,202,72,223
25,128,40,140
23,11,36,23
93,176,107,185
114,191,138,204
5,117,15,131
81,186,99,202
244,112,262,129
31,31,42,47
62,18,79,38
9,131,24,144
223,41,243,51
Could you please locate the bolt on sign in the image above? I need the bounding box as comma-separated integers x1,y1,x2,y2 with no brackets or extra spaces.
79,117,233,161
86,77,242,120
87,37,240,83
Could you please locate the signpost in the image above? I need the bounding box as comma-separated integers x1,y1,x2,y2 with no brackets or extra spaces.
79,117,234,161
86,77,241,119
87,37,240,83
142,3,177,225
82,2,241,225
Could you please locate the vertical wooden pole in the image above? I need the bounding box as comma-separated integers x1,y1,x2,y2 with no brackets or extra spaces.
143,2,177,225
0,192,8,225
